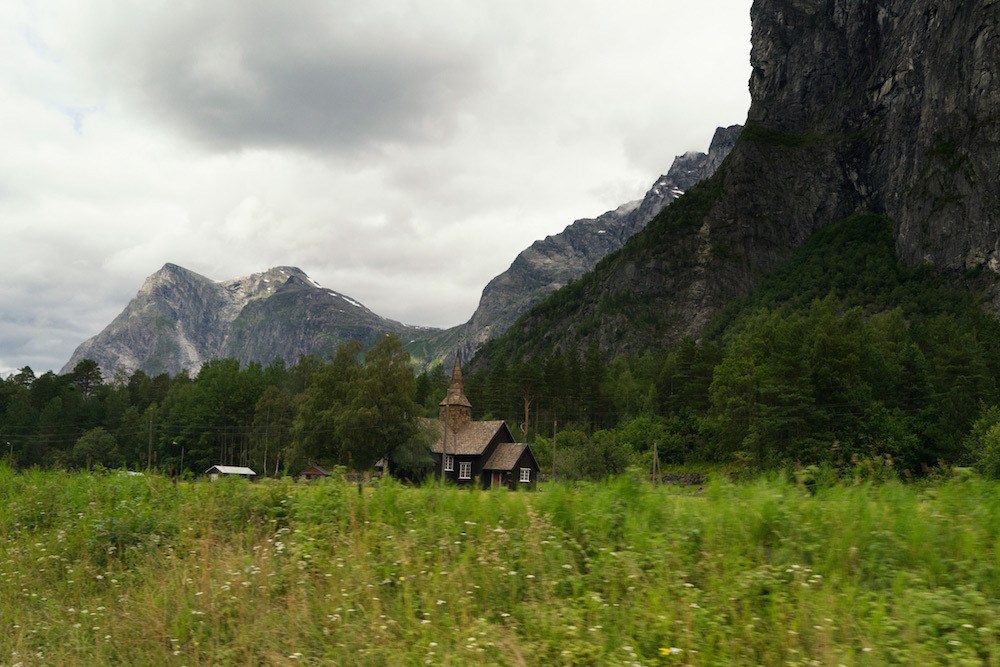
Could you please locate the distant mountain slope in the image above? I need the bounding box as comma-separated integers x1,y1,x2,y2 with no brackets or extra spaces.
413,125,741,365
63,265,427,377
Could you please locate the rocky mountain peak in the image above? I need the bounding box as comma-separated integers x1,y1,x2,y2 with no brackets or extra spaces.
215,266,312,321
67,119,744,377
703,124,743,175
62,264,412,377
140,263,207,291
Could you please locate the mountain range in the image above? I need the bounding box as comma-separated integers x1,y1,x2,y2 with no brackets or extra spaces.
67,0,999,381
63,265,429,376
62,126,739,377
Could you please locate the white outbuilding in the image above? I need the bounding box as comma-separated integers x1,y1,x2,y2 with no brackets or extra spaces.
205,465,257,481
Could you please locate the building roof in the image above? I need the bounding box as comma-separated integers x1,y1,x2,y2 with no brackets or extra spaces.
206,465,257,476
483,443,530,471
429,419,509,456
300,465,330,476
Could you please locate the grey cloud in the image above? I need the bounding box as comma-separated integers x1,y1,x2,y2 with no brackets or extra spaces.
115,1,482,154
0,290,116,376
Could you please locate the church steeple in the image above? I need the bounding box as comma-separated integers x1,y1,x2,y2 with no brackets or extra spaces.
439,354,473,431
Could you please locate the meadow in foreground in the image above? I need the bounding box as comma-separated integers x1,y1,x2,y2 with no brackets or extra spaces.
1,466,1000,666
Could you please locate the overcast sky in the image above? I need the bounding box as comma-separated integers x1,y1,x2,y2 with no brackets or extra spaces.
1,0,752,376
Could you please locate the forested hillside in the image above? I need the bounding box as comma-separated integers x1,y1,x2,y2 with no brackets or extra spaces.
470,214,1000,474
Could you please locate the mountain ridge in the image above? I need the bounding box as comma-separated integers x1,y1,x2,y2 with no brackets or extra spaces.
62,264,424,377
64,126,739,377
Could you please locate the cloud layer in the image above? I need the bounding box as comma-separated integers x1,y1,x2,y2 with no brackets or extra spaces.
0,0,752,375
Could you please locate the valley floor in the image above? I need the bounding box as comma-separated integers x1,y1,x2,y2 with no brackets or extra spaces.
1,468,999,665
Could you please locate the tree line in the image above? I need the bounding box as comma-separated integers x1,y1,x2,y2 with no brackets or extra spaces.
5,295,1000,480
7,214,1000,480
0,336,443,477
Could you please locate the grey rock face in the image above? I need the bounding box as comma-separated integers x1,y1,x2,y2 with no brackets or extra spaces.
455,125,741,356
62,264,424,377
223,275,432,367
747,0,1000,274
505,0,1000,359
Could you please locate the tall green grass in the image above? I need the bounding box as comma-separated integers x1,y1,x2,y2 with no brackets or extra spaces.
1,466,999,665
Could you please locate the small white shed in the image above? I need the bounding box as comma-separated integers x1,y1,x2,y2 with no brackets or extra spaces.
205,465,257,481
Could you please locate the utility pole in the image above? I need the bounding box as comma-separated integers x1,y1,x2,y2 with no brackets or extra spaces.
551,419,557,482
522,390,532,443
262,407,270,479
534,400,539,443
147,410,154,471
651,441,661,485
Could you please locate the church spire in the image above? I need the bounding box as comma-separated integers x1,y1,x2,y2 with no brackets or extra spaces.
449,353,465,388
439,353,473,430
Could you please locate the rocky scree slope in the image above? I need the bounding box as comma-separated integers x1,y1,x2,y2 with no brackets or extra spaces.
62,265,424,377
483,0,1000,361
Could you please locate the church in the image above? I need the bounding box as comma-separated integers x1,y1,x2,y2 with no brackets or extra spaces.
430,357,540,489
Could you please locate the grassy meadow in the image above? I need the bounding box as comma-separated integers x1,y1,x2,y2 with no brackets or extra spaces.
2,467,1000,665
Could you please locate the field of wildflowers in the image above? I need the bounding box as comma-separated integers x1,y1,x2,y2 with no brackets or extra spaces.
1,465,1000,665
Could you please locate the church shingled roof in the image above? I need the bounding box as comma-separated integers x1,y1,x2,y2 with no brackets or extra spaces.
429,419,508,456
483,443,529,471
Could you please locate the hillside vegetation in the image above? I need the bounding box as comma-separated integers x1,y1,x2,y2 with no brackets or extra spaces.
3,468,1000,665
474,170,728,363
470,214,1000,473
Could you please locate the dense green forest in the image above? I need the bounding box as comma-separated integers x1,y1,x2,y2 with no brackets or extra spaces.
468,214,1000,476
0,336,446,477
5,214,1000,478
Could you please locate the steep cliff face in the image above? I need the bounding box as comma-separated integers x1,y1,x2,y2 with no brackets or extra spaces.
223,275,431,367
488,0,1000,360
64,264,236,377
749,0,1000,273
62,265,423,377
